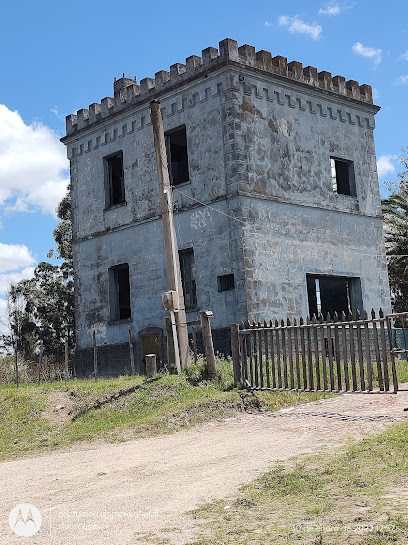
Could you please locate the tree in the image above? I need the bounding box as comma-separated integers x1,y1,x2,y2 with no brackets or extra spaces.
49,189,73,264
1,285,36,357
382,149,408,312
0,186,74,361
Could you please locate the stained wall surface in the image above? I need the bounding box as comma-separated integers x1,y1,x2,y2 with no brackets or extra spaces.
68,69,248,357
63,39,390,371
227,69,390,319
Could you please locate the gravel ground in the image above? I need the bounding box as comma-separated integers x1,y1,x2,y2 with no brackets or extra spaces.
1,387,408,545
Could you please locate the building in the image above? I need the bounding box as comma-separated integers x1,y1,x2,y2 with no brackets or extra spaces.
61,38,391,376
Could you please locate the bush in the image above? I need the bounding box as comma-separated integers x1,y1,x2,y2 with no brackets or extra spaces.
185,359,207,384
184,354,234,391
0,354,71,385
0,355,35,384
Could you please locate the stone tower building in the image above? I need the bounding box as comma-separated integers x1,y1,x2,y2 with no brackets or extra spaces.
62,38,390,376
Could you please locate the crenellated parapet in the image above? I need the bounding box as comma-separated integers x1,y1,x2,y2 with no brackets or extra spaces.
65,38,375,137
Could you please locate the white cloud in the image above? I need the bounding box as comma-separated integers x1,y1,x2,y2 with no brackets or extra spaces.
352,42,382,65
377,155,397,178
0,105,69,217
0,242,36,274
319,2,353,15
0,267,35,296
0,297,8,334
278,15,322,40
400,51,408,61
395,74,408,85
0,243,36,336
50,106,66,120
264,21,273,27
372,88,380,100
319,2,341,15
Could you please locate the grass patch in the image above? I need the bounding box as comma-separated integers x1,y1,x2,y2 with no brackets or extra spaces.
190,422,408,545
247,355,408,393
0,360,333,460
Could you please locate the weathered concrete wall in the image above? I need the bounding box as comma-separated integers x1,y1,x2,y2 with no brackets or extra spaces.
69,69,249,362
223,69,390,320
68,73,228,240
73,202,246,352
65,40,389,373
231,69,381,217
239,197,390,320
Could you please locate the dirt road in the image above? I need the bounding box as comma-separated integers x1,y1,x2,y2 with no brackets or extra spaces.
1,389,407,545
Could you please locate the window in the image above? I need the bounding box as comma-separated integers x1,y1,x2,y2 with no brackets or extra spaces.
165,126,190,185
179,248,197,310
218,273,235,292
330,158,356,196
105,152,125,207
109,264,131,321
306,274,362,317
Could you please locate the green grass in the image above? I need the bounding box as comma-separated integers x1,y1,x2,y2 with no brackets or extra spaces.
0,360,334,460
190,422,408,545
246,354,408,392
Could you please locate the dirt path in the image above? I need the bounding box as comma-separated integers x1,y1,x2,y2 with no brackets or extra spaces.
1,389,408,545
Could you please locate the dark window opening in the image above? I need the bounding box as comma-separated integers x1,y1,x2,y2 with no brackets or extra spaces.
106,152,125,206
165,126,189,185
330,157,355,196
218,273,235,292
306,274,362,318
179,248,197,310
109,264,131,321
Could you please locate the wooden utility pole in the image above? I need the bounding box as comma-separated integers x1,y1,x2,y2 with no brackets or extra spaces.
231,324,241,388
128,327,135,376
14,342,19,388
64,337,69,385
150,100,190,370
191,326,198,364
199,311,217,379
93,330,98,381
37,342,43,386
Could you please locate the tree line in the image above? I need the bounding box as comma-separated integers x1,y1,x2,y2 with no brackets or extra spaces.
1,188,74,369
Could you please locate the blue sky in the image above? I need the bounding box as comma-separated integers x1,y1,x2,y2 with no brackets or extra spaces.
0,0,407,325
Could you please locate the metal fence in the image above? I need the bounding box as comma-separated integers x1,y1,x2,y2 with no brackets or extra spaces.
231,310,404,393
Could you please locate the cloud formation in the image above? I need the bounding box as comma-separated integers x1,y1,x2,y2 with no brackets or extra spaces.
352,42,382,65
0,267,35,296
400,51,408,61
0,297,7,334
395,75,408,85
278,16,322,40
0,105,69,217
377,155,397,178
0,242,36,274
50,106,66,120
319,2,342,15
0,242,36,332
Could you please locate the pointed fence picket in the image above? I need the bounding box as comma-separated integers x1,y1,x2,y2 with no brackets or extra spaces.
231,309,402,393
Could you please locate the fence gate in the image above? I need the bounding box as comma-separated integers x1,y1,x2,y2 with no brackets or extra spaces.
387,312,408,363
231,309,402,393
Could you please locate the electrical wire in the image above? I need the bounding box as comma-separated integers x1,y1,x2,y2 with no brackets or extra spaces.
172,186,250,226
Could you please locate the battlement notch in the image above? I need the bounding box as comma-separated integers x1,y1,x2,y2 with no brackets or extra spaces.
65,38,376,136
